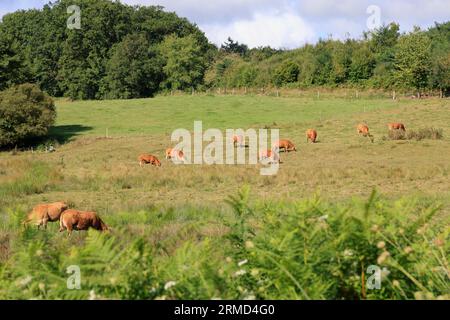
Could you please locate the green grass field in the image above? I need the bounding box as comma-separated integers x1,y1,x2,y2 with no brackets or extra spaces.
0,94,449,299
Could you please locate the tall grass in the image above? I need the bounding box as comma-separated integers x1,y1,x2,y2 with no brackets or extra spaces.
384,128,444,141
0,161,61,202
0,189,448,300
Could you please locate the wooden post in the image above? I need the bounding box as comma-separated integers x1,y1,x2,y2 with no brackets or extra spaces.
244,86,247,94
317,91,320,99
392,90,396,100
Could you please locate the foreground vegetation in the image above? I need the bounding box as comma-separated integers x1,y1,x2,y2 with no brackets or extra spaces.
0,188,448,299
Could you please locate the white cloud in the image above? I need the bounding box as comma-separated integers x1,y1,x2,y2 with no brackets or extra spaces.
1,0,449,47
203,11,315,49
121,0,279,24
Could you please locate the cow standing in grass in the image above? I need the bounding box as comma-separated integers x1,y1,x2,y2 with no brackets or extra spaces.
388,123,406,131
272,139,297,152
165,148,185,163
357,124,374,143
139,154,161,167
232,135,245,147
24,202,68,229
306,129,318,143
59,209,108,235
259,149,280,164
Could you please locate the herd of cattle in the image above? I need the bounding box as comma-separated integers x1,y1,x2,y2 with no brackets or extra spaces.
138,122,406,167
25,201,108,235
24,122,406,235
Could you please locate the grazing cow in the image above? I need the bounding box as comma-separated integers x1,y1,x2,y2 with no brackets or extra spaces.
25,202,68,229
357,124,374,142
232,135,244,147
272,139,297,152
138,154,161,167
259,149,280,164
388,123,406,131
59,209,108,235
306,129,318,143
165,148,185,163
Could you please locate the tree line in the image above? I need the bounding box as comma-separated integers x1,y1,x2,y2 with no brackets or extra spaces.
0,0,449,100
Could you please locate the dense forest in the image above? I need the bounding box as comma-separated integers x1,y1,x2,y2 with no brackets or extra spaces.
0,0,449,100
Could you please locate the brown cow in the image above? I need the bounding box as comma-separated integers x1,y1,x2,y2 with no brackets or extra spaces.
25,201,68,229
165,148,185,163
232,135,244,147
357,124,374,142
259,149,280,164
272,139,297,152
59,209,108,235
306,129,317,143
138,154,161,167
388,123,406,131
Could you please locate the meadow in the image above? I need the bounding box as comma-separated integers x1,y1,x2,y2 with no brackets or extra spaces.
0,93,449,299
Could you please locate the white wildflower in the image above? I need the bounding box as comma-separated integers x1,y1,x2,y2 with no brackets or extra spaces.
245,241,255,249
343,249,353,257
164,281,177,290
238,259,248,267
377,241,386,249
89,290,97,300
381,267,390,280
18,276,32,287
234,269,247,277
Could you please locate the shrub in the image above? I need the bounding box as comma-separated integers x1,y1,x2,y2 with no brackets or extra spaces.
407,128,443,141
384,128,443,141
0,84,56,148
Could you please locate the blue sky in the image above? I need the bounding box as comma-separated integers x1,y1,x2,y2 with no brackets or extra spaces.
1,0,449,48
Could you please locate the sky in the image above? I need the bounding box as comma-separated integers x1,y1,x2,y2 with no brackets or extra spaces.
0,0,449,49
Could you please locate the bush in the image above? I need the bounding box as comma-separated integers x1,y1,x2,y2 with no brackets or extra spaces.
0,84,56,148
384,128,444,141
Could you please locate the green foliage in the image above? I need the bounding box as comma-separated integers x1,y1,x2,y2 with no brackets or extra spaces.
0,0,448,96
0,0,210,99
394,29,432,91
0,190,448,300
103,33,163,99
221,37,249,57
159,34,208,91
0,33,28,90
349,45,376,83
0,84,56,147
273,61,300,86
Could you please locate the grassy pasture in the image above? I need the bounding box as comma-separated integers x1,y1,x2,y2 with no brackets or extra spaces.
1,95,449,211
0,94,449,299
